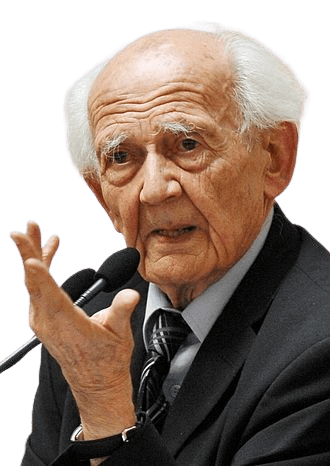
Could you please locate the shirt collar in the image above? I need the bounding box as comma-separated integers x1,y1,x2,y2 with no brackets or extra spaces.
144,208,274,346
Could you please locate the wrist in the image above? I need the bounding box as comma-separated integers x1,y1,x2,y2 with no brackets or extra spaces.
71,421,138,443
75,382,136,441
70,413,148,466
80,401,137,441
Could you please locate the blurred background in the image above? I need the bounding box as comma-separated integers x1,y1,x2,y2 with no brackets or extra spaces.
1,1,329,463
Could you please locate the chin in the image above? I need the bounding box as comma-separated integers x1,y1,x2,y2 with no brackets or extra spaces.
143,256,210,287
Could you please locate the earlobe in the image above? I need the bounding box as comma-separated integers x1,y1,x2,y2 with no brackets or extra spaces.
264,122,298,200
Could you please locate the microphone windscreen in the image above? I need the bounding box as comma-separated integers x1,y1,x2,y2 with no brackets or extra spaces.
95,248,140,292
61,268,96,301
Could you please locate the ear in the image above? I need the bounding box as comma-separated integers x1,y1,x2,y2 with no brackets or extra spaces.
263,122,298,200
83,172,109,212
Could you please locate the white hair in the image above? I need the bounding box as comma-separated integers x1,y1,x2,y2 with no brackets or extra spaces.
221,31,305,133
67,62,107,175
66,23,305,175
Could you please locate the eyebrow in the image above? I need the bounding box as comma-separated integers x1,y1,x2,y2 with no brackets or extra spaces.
100,121,196,154
101,134,128,153
160,121,195,135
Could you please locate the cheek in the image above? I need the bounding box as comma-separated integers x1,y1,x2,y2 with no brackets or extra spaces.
184,160,241,220
203,154,266,207
101,185,122,231
183,160,266,256
101,182,140,246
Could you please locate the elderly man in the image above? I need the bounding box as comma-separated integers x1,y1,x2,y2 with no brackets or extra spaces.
13,26,330,465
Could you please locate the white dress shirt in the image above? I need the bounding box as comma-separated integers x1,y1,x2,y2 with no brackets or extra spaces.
143,208,273,404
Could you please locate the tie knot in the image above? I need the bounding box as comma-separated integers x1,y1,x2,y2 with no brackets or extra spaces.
147,309,190,362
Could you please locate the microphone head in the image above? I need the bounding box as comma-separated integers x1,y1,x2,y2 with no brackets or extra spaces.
61,268,96,301
95,248,140,292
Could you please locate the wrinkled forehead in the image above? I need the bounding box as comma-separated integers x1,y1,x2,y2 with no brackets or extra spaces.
88,29,232,113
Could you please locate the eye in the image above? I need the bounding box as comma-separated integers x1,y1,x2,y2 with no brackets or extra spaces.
109,150,129,164
181,138,199,151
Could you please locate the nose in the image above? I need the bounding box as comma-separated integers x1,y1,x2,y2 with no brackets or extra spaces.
139,152,182,205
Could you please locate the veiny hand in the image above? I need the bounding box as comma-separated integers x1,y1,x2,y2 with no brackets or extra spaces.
11,222,140,440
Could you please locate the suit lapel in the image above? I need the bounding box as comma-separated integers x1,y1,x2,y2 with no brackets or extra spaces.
161,309,257,454
161,205,302,456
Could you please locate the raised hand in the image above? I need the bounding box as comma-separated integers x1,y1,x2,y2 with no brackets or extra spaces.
11,222,140,440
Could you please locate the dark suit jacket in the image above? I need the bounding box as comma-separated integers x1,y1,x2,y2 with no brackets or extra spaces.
21,207,330,465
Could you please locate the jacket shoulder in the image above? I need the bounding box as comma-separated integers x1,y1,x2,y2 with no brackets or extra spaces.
294,226,330,293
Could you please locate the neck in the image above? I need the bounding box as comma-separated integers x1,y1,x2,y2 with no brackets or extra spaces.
158,271,228,310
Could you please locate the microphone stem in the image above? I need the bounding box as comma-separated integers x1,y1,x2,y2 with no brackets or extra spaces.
0,336,40,373
74,278,107,307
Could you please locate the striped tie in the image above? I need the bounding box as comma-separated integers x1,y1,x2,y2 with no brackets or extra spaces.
137,309,190,428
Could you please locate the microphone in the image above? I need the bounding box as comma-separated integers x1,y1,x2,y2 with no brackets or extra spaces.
75,247,140,307
0,247,140,374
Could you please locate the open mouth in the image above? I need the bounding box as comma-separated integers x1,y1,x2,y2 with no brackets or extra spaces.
153,226,196,238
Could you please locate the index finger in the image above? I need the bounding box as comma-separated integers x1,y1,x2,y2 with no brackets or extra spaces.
10,230,40,263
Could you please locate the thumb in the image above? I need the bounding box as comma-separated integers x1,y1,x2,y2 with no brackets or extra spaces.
93,289,140,337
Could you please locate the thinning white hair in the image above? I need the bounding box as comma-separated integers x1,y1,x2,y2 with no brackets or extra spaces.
66,23,305,175
221,31,304,132
67,62,107,175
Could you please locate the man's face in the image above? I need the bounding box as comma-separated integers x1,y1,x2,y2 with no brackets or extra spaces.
88,31,273,306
